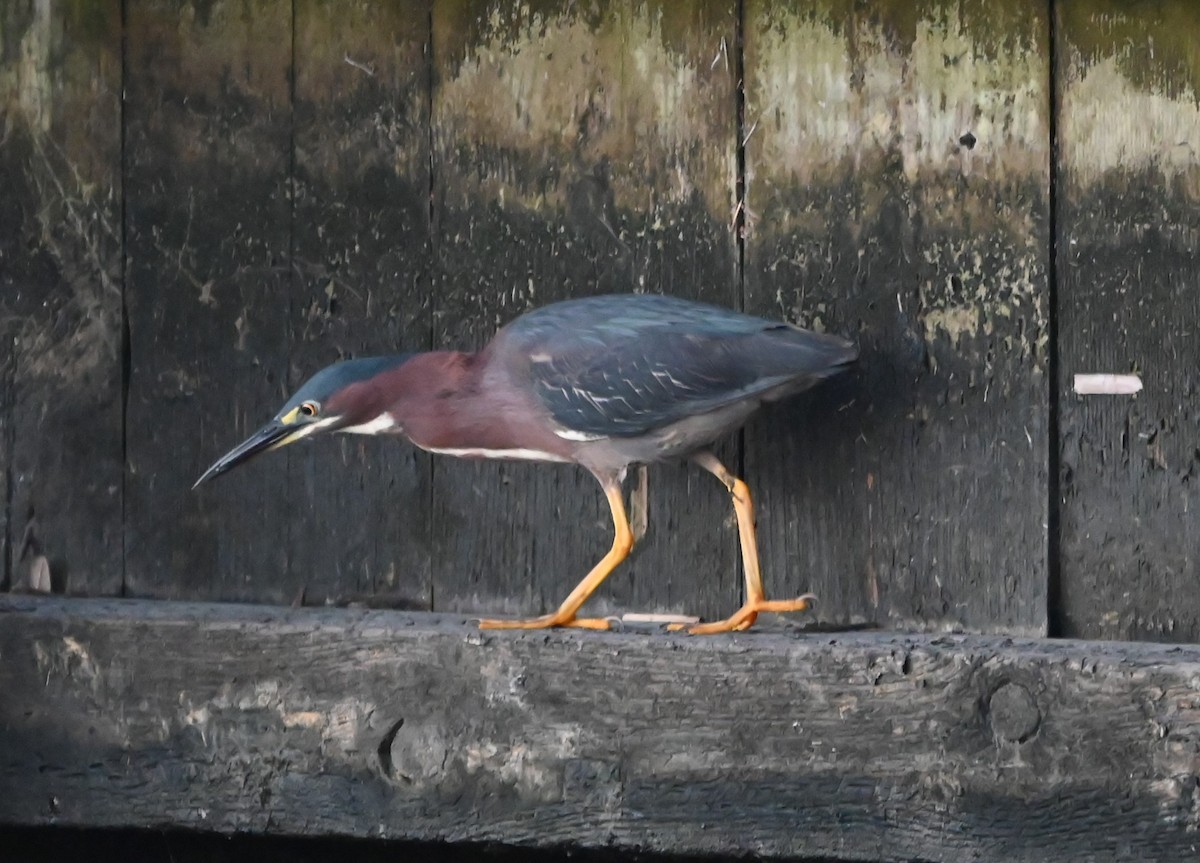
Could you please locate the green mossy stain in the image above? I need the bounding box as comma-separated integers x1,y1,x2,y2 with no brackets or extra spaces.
746,0,1048,234
1060,2,1200,189
1061,0,1200,102
434,0,737,221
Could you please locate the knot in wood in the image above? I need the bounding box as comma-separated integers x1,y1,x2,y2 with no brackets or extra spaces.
987,682,1040,743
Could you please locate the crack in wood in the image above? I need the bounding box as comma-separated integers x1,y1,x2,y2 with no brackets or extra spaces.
377,716,407,783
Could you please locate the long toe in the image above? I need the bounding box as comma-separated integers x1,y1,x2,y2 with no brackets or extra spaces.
478,613,564,630
684,605,759,635
561,617,614,631
684,593,815,635
753,593,816,614
477,613,612,631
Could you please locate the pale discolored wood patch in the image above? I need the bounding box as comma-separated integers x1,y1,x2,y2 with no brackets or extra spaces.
742,0,1051,636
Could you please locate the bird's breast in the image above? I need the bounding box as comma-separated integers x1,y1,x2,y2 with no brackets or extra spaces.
399,397,577,464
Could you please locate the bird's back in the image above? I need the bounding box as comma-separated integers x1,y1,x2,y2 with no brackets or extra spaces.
495,293,857,440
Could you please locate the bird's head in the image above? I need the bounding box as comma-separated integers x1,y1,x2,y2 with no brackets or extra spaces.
193,356,410,489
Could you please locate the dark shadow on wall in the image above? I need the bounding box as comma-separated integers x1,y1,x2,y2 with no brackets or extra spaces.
1,826,879,863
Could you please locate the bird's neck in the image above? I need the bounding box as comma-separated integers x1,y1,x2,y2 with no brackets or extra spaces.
377,349,572,460
376,350,486,447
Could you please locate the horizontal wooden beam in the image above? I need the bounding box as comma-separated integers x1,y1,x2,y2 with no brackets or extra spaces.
2,597,1199,862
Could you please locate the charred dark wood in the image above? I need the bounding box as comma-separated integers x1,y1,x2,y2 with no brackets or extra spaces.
1055,2,1200,641
3,596,1200,862
0,2,124,596
124,0,295,600
741,0,1052,636
289,0,434,606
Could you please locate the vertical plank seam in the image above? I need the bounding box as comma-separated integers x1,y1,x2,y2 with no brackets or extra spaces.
734,0,748,607
2,345,11,591
734,0,747,312
119,0,131,597
1046,0,1063,638
285,0,298,590
425,0,437,612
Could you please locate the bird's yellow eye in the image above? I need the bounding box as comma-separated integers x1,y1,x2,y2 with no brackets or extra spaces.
300,401,319,418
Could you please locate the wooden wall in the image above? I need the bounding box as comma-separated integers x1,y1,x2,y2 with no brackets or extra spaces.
1055,1,1200,640
0,0,1196,641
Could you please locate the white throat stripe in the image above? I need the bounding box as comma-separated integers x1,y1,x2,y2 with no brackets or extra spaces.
422,446,570,463
341,414,397,435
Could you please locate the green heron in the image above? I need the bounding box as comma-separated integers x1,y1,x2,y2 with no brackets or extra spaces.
195,293,857,634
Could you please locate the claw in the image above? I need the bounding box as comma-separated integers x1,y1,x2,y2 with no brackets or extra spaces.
478,614,613,631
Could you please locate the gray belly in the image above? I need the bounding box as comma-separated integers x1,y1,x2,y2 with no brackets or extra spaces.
572,400,759,474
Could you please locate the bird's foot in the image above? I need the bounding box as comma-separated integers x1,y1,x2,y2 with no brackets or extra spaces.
478,613,613,631
669,593,816,635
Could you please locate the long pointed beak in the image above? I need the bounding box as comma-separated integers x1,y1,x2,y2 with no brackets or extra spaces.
193,420,296,489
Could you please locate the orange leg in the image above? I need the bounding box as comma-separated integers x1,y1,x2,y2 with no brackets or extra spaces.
478,476,632,631
674,451,815,635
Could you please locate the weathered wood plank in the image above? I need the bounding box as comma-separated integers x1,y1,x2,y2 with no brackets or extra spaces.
0,340,9,592
742,0,1051,634
3,596,1200,862
0,363,8,593
429,0,741,621
1055,1,1200,641
289,0,433,607
0,1,124,595
0,825,614,863
124,0,294,601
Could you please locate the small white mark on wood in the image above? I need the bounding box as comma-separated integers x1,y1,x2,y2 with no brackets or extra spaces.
197,280,216,307
30,636,103,694
327,699,363,750
184,705,212,746
620,612,699,625
28,555,51,593
282,710,324,729
234,312,249,351
343,54,375,76
1074,374,1143,395
462,724,582,802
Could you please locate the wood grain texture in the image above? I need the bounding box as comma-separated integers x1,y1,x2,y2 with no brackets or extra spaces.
0,359,8,592
124,0,294,601
0,1,124,595
0,827,648,863
289,0,433,608
1056,1,1200,641
5,596,1200,862
429,0,742,621
742,0,1051,635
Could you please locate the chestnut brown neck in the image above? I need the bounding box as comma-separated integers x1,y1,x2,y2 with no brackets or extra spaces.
374,350,571,459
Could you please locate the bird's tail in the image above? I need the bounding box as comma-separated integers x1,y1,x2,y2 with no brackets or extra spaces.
760,324,859,378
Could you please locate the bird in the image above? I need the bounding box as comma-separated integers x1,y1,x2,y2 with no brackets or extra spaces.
194,293,858,634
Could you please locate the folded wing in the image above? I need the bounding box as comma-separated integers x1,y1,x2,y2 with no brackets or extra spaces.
506,295,856,439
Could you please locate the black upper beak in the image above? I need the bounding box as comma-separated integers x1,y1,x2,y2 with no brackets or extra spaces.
193,420,294,489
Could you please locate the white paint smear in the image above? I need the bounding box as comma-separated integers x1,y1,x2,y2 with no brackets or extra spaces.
1074,374,1143,395
620,613,700,625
